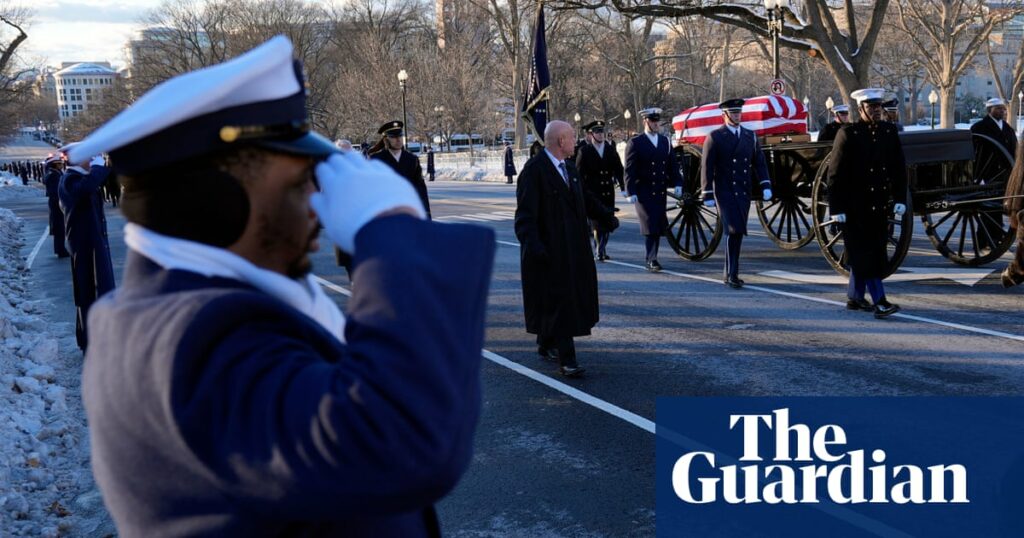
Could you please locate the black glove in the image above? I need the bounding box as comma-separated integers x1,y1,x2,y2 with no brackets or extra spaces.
600,215,620,233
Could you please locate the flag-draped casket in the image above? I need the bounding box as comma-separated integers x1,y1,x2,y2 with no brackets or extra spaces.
672,95,807,145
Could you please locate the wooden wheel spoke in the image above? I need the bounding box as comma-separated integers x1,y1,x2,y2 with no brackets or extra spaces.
956,215,969,257
928,210,955,231
941,212,964,246
838,249,849,267
825,229,843,249
794,206,812,236
967,215,981,257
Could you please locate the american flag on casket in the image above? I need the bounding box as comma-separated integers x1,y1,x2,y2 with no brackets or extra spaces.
671,95,808,145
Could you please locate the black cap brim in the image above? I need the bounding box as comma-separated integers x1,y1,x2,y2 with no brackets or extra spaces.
255,131,339,160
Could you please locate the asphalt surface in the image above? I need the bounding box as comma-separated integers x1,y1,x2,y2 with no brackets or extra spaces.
6,176,1024,538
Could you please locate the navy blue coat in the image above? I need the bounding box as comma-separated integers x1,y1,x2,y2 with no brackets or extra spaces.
624,133,684,235
370,149,431,218
83,215,495,537
58,165,115,308
700,126,771,235
576,141,624,210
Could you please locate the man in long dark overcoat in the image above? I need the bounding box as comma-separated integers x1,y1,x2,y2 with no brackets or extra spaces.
827,88,907,318
624,107,684,272
515,120,618,378
503,142,516,184
43,155,70,258
701,99,772,288
576,120,624,261
59,153,116,350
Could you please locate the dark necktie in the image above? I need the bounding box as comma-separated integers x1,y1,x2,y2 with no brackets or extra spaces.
558,162,568,186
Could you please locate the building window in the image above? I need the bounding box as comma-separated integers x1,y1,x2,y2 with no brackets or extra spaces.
988,81,993,85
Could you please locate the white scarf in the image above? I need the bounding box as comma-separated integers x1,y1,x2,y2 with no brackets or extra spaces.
123,223,346,344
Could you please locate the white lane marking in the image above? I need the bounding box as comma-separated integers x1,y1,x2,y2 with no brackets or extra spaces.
481,350,656,433
496,239,1024,343
313,275,351,296
762,266,996,287
468,213,510,221
26,226,49,269
316,271,910,537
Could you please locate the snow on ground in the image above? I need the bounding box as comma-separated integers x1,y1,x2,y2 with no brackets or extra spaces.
0,183,114,537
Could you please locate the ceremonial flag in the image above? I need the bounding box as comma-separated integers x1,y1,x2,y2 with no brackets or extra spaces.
672,95,808,145
521,3,550,145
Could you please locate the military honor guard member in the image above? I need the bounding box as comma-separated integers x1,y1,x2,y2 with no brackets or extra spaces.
73,36,495,536
970,98,1017,250
369,120,431,218
58,148,115,351
826,88,907,318
701,99,773,288
515,121,618,378
624,107,684,272
971,97,1017,156
503,141,516,184
818,103,851,142
575,120,625,261
43,154,70,258
883,99,904,132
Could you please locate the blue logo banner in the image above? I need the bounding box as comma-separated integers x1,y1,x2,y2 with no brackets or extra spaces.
656,398,1024,537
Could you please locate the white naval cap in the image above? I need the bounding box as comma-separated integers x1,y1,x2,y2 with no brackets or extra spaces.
67,35,337,173
850,88,887,104
985,97,1008,108
639,107,663,120
831,104,850,113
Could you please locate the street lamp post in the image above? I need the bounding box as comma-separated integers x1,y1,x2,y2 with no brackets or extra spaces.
928,89,938,130
397,70,409,145
623,109,632,138
825,96,834,124
1018,90,1023,130
574,112,581,138
764,0,790,81
433,105,445,151
803,96,810,131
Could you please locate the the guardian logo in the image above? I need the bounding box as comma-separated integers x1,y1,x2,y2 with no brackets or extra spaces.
672,408,969,505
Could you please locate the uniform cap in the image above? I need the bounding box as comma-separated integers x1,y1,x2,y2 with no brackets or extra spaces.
378,121,404,136
582,120,606,132
831,104,850,114
850,88,887,104
985,97,1008,108
67,36,338,174
883,99,899,111
639,107,663,121
718,98,745,111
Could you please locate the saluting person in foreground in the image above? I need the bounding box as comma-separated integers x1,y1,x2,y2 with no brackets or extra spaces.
77,36,495,537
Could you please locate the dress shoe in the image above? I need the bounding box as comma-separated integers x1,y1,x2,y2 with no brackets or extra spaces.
846,298,873,311
724,277,744,289
646,260,662,272
559,365,586,378
598,253,610,261
537,347,559,362
1002,268,1024,288
873,300,901,319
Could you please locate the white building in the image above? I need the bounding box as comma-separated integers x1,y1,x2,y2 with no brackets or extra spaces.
55,62,118,121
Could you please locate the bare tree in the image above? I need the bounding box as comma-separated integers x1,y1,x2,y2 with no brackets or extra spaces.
554,0,893,107
871,19,925,123
895,0,1023,127
0,3,32,140
984,27,1024,128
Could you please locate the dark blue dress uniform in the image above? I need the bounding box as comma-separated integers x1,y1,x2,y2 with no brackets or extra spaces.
58,164,115,350
701,122,771,283
624,130,683,265
970,107,1016,251
44,163,70,258
827,89,908,318
576,122,624,261
75,36,497,537
370,121,431,219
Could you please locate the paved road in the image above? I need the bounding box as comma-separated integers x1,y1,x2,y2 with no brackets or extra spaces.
7,178,1023,537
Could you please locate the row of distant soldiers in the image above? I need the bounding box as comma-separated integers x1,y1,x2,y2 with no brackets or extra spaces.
1,160,45,184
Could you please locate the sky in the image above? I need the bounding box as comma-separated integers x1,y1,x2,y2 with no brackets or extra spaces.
13,0,164,69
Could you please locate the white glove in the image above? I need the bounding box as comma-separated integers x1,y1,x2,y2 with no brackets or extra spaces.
674,186,683,197
833,213,847,223
762,188,772,201
703,199,716,208
627,195,638,203
88,155,105,168
310,153,426,254
893,203,906,217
